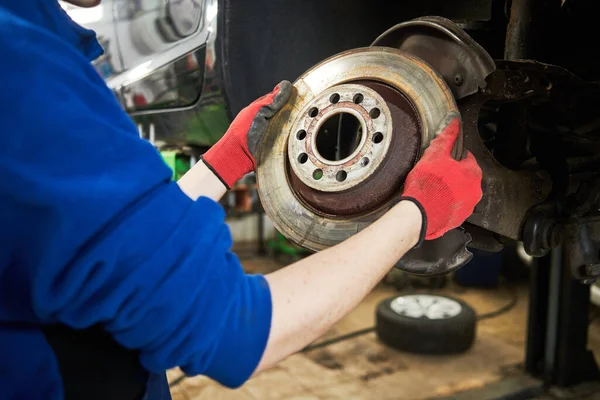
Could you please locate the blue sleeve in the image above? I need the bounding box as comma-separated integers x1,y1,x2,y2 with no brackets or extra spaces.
0,12,271,388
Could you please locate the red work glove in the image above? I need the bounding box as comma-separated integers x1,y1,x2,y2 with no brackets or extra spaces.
401,116,483,243
201,81,292,188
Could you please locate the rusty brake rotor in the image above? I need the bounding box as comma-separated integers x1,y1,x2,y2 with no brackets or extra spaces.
287,80,421,216
256,47,459,252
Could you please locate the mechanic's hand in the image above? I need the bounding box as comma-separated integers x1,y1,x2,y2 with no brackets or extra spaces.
201,81,292,188
401,116,482,242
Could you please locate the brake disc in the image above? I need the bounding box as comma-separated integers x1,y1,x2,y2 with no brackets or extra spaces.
256,47,459,252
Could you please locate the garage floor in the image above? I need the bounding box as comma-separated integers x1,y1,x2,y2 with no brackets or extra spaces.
168,257,600,400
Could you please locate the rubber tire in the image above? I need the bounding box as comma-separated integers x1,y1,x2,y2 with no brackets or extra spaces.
376,295,477,355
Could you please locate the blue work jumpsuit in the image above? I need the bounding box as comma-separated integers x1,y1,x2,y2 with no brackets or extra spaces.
0,1,272,399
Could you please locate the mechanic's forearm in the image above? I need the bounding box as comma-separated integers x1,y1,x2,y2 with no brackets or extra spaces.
256,200,422,373
177,161,227,202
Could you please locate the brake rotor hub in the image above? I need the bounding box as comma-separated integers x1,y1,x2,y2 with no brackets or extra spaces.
287,81,421,216
288,83,393,192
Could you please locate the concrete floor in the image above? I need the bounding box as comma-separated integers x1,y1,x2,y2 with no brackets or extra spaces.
167,257,600,400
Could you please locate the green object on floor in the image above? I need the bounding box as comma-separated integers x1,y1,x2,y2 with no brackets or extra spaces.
267,231,309,256
160,150,191,181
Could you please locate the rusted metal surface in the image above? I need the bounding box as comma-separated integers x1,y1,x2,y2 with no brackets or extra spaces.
371,16,588,242
372,16,495,100
289,81,421,216
504,0,534,60
256,47,458,252
462,60,600,240
287,84,394,193
371,17,575,242
369,16,496,273
257,14,600,277
460,93,551,240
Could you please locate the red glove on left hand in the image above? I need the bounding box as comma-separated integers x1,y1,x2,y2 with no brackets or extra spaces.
202,81,292,188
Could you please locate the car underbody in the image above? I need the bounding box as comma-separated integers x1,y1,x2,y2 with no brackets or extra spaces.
232,1,600,281
63,0,600,392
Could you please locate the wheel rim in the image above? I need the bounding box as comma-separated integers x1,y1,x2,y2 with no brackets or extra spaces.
390,295,462,320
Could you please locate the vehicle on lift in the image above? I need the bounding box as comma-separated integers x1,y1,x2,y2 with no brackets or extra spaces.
70,0,600,394
70,0,600,282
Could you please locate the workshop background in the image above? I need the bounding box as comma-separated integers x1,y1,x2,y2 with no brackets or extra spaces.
163,202,600,400
62,0,600,399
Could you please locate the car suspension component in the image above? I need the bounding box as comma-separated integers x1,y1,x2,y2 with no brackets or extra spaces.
256,17,488,276
256,16,600,279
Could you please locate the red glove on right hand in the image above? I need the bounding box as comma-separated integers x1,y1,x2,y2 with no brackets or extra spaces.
401,117,483,242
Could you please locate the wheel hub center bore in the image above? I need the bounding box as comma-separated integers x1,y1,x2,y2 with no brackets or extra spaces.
287,84,393,193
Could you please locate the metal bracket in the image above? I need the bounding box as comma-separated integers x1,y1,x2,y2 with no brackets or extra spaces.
523,177,600,281
395,228,473,276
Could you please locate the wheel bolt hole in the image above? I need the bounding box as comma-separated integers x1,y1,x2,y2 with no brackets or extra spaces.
454,74,464,86
296,129,306,140
329,93,340,104
373,132,384,144
336,170,347,182
308,107,319,118
298,153,308,164
353,93,364,104
369,108,381,119
313,169,323,180
360,157,369,167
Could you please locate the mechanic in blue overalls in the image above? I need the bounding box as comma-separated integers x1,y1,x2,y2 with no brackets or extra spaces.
0,0,483,399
